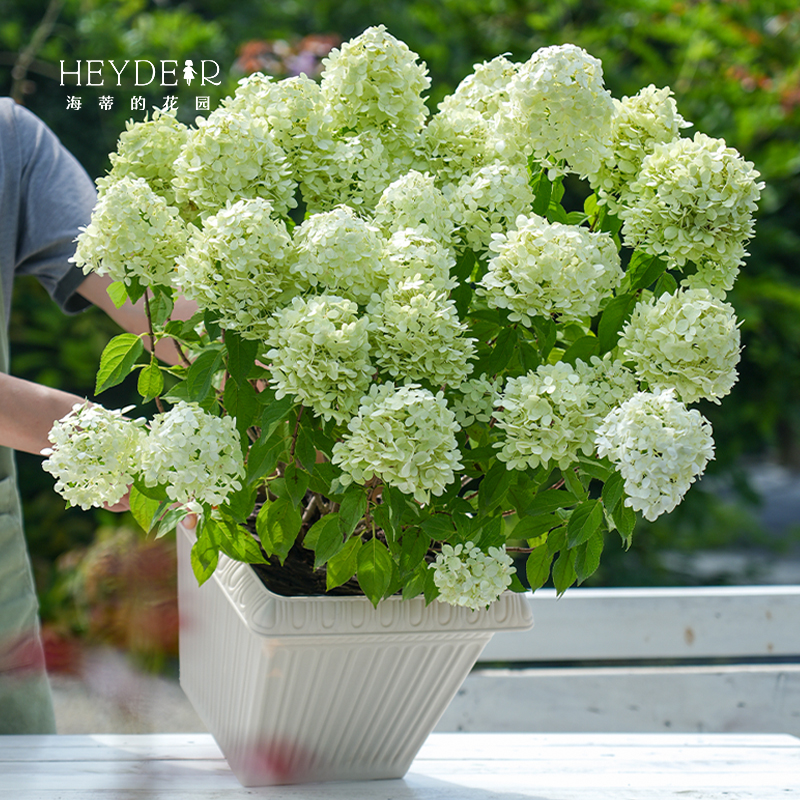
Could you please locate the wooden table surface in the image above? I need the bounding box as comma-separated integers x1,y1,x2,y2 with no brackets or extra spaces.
1,732,799,799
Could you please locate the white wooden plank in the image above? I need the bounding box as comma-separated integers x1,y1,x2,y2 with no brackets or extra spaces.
481,587,800,661
436,664,800,735
0,733,797,800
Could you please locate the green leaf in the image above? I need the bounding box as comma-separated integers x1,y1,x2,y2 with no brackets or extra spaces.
295,426,317,474
338,487,367,537
326,537,362,590
256,498,302,564
137,360,164,401
654,271,679,297
567,500,604,548
509,513,561,541
259,397,294,440
209,515,268,564
561,466,587,500
303,512,335,549
128,485,161,533
221,482,257,523
421,514,458,541
308,514,345,567
95,333,144,394
562,335,600,366
602,471,625,513
223,379,259,432
597,293,638,354
478,461,513,514
533,316,556,359
148,290,174,327
522,489,579,517
552,549,577,596
185,347,224,402
401,563,428,600
612,501,636,545
357,538,394,607
106,281,128,309
154,506,189,538
246,432,283,484
627,251,667,292
190,533,219,586
203,309,221,340
530,167,552,216
225,331,259,386
575,530,604,584
283,463,310,508
399,527,430,576
576,456,613,481
526,547,552,592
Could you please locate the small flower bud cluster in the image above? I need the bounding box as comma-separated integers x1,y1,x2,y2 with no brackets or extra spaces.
430,542,514,610
619,288,741,404
42,404,146,511
595,390,715,521
332,383,462,504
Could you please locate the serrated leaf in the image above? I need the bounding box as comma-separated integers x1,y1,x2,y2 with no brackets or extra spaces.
526,547,552,592
225,331,258,386
530,167,552,216
283,463,310,509
203,309,221,339
399,527,430,576
627,251,667,292
421,514,458,541
654,271,679,297
401,563,428,600
185,347,223,402
256,498,301,564
338,487,367,537
95,333,144,394
577,456,613,481
309,514,345,567
597,292,638,354
575,530,604,584
208,515,268,564
612,501,636,544
326,537,361,590
552,549,577,596
509,513,561,541
222,482,257,523
128,485,161,533
223,379,259,432
567,500,604,548
148,290,174,327
523,489,579,517
478,461,513,514
602,471,625,513
106,280,128,309
562,335,600,366
137,361,164,400
561,466,587,500
246,432,283,484
357,538,394,607
190,533,219,586
259,396,294,439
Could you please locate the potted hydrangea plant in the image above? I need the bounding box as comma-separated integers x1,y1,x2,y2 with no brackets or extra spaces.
42,27,762,786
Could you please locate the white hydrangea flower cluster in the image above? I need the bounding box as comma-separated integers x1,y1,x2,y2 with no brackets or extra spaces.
430,542,514,610
42,404,146,511
494,361,622,471
373,171,454,247
72,176,187,288
321,25,431,143
140,402,245,509
449,374,502,428
574,355,638,416
381,228,457,291
332,383,462,504
290,205,387,304
173,109,297,218
439,55,519,119
449,163,534,253
497,44,614,177
620,132,764,268
595,390,715,521
420,106,492,186
369,278,476,386
176,199,293,341
589,85,690,211
266,295,373,423
479,214,623,324
619,288,741,404
681,249,744,299
97,110,188,207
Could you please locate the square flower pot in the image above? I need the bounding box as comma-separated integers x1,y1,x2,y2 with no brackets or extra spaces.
176,523,533,786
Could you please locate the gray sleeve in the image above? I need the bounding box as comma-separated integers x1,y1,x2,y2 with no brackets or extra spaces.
13,103,96,314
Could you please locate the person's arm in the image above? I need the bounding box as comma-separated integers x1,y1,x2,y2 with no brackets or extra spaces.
76,272,197,368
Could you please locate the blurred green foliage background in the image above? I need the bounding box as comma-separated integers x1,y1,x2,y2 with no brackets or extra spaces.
1,0,799,647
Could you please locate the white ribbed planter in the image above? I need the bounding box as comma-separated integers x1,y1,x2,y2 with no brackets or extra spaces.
176,523,533,786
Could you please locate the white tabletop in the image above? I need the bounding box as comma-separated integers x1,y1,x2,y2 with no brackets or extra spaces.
1,732,799,799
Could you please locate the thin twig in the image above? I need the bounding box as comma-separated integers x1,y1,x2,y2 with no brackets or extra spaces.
11,0,63,103
143,290,165,413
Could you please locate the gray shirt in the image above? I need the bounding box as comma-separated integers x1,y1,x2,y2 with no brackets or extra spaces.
0,98,96,326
